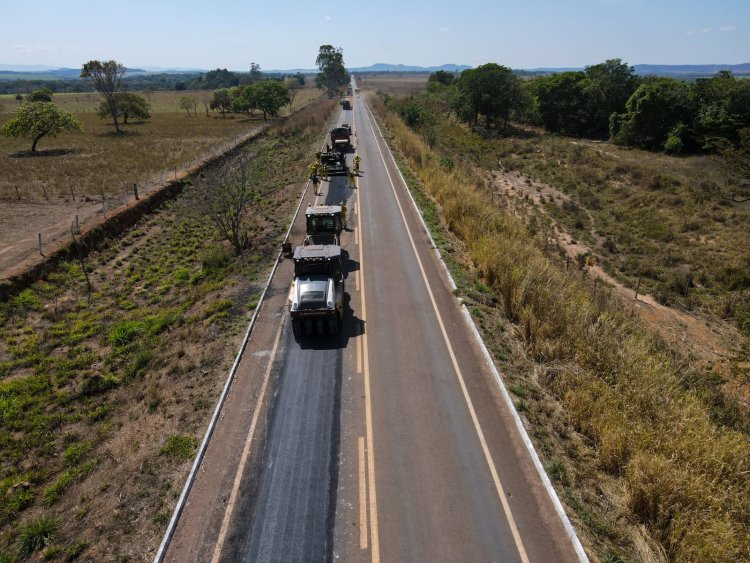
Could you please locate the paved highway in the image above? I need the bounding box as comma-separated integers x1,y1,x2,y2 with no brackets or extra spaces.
162,84,585,562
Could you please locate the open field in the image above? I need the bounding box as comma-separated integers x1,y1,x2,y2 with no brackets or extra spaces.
0,98,335,560
0,87,323,201
355,73,429,96
368,92,750,562
0,86,323,281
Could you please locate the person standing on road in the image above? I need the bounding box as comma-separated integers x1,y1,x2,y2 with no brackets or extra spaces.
321,163,328,181
354,154,361,176
312,174,320,196
347,170,356,188
340,201,347,229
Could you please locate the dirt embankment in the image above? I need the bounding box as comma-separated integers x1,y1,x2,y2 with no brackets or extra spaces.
0,125,267,301
489,168,746,406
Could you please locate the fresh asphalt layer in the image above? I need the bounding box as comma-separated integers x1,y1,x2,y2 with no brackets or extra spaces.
163,88,585,563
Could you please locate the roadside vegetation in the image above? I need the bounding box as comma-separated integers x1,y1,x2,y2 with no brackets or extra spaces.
368,91,750,562
0,96,335,560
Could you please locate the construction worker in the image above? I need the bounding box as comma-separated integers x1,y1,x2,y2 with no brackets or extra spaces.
340,201,347,229
320,163,328,181
354,154,361,175
312,174,320,195
347,170,356,188
308,161,319,178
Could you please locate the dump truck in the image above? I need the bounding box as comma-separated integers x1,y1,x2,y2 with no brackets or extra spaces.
304,204,343,246
342,99,352,110
330,125,352,150
289,245,344,336
319,147,348,175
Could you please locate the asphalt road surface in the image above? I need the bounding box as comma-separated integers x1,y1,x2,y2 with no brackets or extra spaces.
165,86,585,563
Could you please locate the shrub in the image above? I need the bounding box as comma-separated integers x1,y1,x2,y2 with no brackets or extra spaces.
160,434,198,462
17,515,59,558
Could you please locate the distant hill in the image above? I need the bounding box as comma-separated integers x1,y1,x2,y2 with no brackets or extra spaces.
633,63,750,77
349,63,471,73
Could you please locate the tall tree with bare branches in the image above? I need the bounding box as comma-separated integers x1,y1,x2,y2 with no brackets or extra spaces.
81,60,126,133
192,154,260,255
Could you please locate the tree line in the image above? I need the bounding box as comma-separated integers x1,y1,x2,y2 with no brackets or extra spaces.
420,59,750,154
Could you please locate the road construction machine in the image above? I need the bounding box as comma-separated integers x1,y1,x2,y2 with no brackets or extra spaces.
330,124,352,150
304,204,343,246
289,245,344,337
319,147,348,175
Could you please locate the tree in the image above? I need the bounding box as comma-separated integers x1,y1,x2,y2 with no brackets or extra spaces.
610,78,695,150
15,93,23,105
709,128,750,203
692,71,750,149
533,71,590,135
249,62,263,82
251,80,290,119
452,64,523,129
81,60,127,133
27,88,54,102
316,45,349,96
192,154,260,255
230,85,256,115
580,59,639,138
426,70,455,93
179,96,198,116
97,92,150,124
210,88,232,117
284,77,302,110
2,101,82,152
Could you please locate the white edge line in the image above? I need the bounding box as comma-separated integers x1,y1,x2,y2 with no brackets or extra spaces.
153,122,334,563
365,100,590,563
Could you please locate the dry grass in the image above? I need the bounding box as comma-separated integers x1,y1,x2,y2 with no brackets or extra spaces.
356,73,429,96
370,94,750,562
0,87,323,201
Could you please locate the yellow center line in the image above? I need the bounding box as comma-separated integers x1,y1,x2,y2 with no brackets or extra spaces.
363,102,530,563
358,436,368,550
355,98,380,563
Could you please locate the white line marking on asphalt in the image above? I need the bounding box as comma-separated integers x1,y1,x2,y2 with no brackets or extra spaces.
355,269,361,292
356,329,362,374
358,436,369,550
363,103,530,563
210,316,286,563
364,100,589,562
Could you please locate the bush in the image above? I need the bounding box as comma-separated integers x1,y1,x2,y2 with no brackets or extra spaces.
160,434,198,462
17,515,59,558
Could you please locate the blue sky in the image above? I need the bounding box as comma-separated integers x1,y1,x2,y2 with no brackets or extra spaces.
1,0,748,70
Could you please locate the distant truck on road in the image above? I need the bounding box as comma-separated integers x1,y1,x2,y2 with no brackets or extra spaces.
289,245,344,337
342,99,352,110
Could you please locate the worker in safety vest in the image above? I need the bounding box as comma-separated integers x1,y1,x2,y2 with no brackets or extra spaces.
312,174,320,195
347,170,356,188
320,163,328,180
354,154,361,175
340,201,347,229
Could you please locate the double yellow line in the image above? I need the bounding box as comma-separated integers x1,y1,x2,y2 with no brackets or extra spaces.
353,102,381,563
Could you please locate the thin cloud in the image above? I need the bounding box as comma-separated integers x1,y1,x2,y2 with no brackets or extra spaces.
12,44,49,54
439,26,450,33
720,26,736,32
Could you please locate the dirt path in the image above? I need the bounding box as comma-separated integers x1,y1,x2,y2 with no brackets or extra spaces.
0,124,267,284
489,168,741,388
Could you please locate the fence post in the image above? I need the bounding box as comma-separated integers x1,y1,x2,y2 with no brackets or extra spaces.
38,233,43,256
133,183,139,200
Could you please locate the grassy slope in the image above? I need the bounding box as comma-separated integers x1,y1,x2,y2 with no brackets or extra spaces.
368,94,750,563
0,98,335,561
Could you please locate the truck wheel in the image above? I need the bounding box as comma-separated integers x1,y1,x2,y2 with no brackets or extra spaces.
303,318,314,336
328,317,338,336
